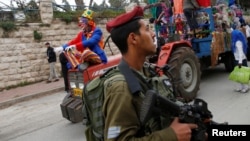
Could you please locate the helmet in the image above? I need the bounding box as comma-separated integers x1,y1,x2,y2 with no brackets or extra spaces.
82,9,94,20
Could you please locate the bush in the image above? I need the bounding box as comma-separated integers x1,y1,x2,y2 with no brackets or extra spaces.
54,11,81,24
0,21,18,32
0,21,18,37
33,30,43,41
53,9,126,24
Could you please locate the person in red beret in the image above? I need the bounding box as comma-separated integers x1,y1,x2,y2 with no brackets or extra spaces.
61,9,107,69
88,6,197,141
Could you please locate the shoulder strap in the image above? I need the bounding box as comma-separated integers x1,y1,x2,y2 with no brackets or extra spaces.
118,59,152,95
118,59,142,95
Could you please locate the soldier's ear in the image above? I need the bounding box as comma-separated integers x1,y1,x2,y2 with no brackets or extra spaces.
128,32,138,45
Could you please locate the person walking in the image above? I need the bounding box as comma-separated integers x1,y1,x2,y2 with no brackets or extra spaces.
45,42,59,83
245,23,250,60
59,52,69,92
231,26,249,93
102,6,198,141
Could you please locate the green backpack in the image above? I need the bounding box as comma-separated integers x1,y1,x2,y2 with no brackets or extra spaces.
83,67,124,141
83,61,175,141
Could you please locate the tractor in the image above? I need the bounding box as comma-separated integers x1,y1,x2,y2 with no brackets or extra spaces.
60,0,236,123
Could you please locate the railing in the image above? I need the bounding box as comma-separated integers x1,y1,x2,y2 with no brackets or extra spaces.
0,7,40,22
52,3,124,12
0,3,124,23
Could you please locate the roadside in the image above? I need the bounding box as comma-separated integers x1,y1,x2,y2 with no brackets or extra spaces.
0,78,64,109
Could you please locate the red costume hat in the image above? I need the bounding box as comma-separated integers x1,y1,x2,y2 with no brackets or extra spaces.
106,6,144,33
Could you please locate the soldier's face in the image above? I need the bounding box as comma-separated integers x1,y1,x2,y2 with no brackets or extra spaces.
137,20,157,56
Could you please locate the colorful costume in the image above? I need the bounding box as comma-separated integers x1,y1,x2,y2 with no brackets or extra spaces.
63,9,107,69
231,29,249,93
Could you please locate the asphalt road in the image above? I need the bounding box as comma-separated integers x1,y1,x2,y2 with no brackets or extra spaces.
198,65,250,124
0,92,86,141
0,64,250,141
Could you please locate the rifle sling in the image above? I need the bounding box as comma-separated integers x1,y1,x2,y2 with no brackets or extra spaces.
118,59,142,95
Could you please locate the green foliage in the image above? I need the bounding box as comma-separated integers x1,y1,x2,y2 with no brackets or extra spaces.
27,0,39,9
33,30,43,41
53,11,81,24
0,21,18,32
108,0,127,8
0,21,18,37
94,9,125,18
53,9,126,23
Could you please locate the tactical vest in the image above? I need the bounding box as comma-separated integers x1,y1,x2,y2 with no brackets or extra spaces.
83,59,175,140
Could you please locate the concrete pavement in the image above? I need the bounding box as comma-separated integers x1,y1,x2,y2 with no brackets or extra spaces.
0,78,64,109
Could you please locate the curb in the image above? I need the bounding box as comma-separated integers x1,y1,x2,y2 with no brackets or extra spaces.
0,86,64,110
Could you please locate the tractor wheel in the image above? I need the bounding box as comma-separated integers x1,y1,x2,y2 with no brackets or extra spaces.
224,52,235,72
167,47,201,102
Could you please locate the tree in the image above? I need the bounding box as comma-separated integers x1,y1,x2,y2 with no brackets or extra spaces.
130,0,140,4
101,0,109,7
27,0,38,9
62,0,72,11
75,0,85,9
108,0,127,8
11,0,27,9
89,0,94,7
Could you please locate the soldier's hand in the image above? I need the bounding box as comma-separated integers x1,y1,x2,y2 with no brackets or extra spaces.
170,117,198,141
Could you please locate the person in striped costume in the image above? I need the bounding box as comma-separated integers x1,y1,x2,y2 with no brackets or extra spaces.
62,9,108,70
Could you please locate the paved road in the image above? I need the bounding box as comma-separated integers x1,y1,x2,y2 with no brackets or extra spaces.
0,92,86,141
197,65,250,124
1,65,250,141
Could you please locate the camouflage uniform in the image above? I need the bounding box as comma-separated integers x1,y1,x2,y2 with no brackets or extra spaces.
103,69,177,141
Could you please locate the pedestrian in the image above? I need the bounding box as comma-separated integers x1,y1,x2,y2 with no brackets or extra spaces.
183,0,201,34
245,23,250,60
62,9,107,70
231,25,249,93
103,6,198,141
59,52,69,92
45,42,59,83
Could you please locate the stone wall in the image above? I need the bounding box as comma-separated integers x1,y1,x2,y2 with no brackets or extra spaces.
0,19,120,91
0,0,147,90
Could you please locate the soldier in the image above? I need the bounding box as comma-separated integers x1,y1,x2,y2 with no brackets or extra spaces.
103,6,197,141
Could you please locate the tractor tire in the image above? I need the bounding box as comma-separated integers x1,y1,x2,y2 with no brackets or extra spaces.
224,52,235,72
167,47,201,102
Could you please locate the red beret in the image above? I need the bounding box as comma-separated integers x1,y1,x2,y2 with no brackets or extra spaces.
106,6,144,33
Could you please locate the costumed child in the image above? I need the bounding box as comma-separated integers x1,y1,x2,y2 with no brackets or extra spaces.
58,9,108,70
231,25,249,93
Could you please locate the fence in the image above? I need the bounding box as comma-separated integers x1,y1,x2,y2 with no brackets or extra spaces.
0,3,124,23
0,7,40,22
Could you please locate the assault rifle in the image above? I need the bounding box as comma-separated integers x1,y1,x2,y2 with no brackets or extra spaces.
140,90,227,141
